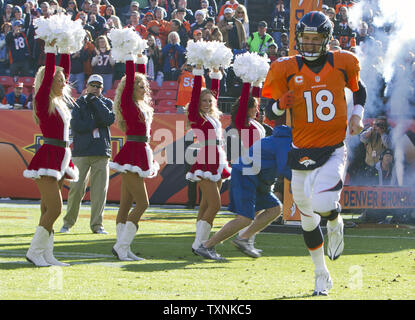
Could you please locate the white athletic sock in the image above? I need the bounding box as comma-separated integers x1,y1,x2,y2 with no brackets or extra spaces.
309,246,328,273
199,220,212,242
192,220,211,250
327,214,341,229
238,225,250,238
300,212,328,273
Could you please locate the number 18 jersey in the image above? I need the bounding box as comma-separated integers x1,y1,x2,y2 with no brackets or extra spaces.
262,50,360,149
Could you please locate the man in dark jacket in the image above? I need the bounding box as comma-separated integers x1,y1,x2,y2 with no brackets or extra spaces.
60,74,115,234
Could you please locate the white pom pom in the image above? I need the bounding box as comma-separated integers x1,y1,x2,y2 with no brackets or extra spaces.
34,14,86,54
251,53,270,85
233,52,255,83
107,27,148,62
33,16,56,44
204,41,233,71
186,40,209,66
233,52,270,84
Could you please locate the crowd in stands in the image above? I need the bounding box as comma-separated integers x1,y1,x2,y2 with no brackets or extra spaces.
0,0,414,192
0,0,290,108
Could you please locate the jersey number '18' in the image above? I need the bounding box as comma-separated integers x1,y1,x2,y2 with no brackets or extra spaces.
303,89,336,123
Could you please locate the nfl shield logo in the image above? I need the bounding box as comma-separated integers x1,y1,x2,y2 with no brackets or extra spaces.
315,76,320,82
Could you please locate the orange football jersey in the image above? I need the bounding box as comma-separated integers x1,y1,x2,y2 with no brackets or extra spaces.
262,50,360,149
176,71,206,107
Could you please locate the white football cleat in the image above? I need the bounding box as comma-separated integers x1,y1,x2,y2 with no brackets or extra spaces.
327,215,344,260
313,269,333,296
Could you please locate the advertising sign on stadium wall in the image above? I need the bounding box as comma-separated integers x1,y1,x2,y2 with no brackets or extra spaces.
283,182,415,221
0,110,231,204
340,186,415,209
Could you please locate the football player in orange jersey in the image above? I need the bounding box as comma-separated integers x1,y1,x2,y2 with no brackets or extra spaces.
262,11,366,296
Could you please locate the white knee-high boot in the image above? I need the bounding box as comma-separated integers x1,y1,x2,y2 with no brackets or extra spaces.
26,226,51,267
113,221,140,261
192,220,211,251
43,230,70,267
115,223,144,261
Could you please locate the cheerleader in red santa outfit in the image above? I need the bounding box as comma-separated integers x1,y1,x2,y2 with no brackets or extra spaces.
231,52,270,153
233,82,265,152
110,52,159,261
231,80,275,258
23,39,79,267
187,65,232,255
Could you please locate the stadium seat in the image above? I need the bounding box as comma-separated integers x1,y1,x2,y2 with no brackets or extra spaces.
161,81,179,90
155,89,177,101
149,80,160,90
0,76,16,91
150,88,159,97
155,106,177,114
105,89,116,100
157,99,176,108
18,77,35,88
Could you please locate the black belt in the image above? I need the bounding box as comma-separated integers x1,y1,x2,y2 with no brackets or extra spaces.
126,135,149,143
43,137,69,148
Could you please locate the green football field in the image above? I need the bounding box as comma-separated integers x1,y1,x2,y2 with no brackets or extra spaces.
0,202,414,301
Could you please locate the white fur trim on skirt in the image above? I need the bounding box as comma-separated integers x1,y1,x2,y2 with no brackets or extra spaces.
23,148,79,182
109,144,160,178
186,163,231,182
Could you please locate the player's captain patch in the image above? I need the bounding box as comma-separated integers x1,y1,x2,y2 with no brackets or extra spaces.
298,156,316,167
294,75,304,84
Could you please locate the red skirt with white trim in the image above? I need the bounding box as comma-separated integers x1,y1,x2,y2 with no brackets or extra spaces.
186,145,231,182
23,144,79,181
109,141,159,178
